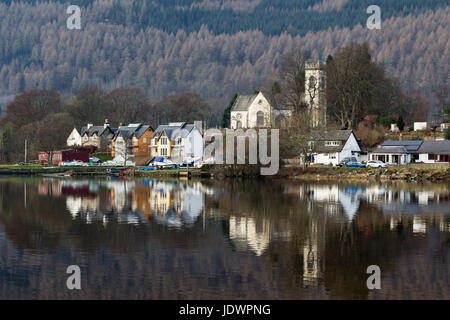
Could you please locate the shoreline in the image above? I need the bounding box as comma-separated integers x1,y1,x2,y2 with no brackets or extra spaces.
0,165,449,182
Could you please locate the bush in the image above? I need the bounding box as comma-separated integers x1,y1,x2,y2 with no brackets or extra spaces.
377,116,390,127
445,129,450,140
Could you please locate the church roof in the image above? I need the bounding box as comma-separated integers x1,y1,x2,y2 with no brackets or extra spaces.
231,94,259,112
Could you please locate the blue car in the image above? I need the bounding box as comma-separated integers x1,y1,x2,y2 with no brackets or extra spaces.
345,161,366,168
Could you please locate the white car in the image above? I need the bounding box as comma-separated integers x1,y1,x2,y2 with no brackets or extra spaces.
367,160,388,168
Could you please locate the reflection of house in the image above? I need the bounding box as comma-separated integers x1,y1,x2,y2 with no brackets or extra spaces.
309,130,362,166
299,184,361,220
303,220,323,286
228,216,271,256
131,183,153,217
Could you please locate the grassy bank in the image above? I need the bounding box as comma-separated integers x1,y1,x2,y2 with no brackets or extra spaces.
276,166,450,182
1,164,449,182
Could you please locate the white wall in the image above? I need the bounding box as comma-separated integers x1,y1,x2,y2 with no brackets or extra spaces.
231,111,249,129
414,122,427,131
185,129,204,159
338,132,361,162
313,152,339,165
67,128,82,146
419,153,435,163
247,92,271,128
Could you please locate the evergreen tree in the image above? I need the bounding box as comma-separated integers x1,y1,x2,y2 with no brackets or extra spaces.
397,115,405,131
222,93,238,128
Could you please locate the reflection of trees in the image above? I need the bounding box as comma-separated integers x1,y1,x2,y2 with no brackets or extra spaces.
0,178,449,299
0,182,72,253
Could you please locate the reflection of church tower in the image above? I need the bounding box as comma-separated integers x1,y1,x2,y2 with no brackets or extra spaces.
302,219,323,286
305,62,327,128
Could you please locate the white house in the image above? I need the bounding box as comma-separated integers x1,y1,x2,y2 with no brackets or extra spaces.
309,130,362,166
414,122,428,131
417,140,450,163
151,122,204,163
171,122,204,161
230,61,327,129
66,127,83,147
230,92,275,129
370,140,423,164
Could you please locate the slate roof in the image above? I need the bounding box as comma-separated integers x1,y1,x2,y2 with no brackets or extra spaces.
151,123,198,140
417,141,450,154
231,94,259,112
309,130,354,153
310,130,353,142
114,123,152,140
372,140,424,154
81,126,104,137
381,140,423,152
372,146,409,154
134,125,152,138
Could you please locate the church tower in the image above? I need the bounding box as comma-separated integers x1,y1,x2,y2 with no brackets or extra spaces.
305,62,327,128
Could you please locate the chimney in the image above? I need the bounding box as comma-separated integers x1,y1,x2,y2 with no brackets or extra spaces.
104,119,109,128
399,133,403,141
194,121,203,132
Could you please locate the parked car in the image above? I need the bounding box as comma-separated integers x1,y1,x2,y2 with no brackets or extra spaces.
345,161,366,168
367,160,388,168
337,157,358,167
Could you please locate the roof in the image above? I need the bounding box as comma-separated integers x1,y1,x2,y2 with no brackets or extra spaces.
310,130,353,142
81,126,104,137
309,130,355,153
134,125,152,138
372,146,409,154
381,140,423,152
113,123,152,140
417,140,450,154
151,123,199,140
231,94,259,112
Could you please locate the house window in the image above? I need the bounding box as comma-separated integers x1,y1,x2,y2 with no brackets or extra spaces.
258,99,262,105
154,138,158,145
236,121,242,129
428,153,435,161
257,111,264,127
176,137,182,145
325,141,339,146
143,138,147,143
161,148,167,156
161,137,167,145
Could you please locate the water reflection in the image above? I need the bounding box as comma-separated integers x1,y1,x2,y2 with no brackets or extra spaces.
0,178,449,299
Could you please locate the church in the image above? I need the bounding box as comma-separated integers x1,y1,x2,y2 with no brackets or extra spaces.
230,61,327,129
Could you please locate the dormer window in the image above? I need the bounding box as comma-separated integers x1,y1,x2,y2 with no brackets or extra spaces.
325,141,340,146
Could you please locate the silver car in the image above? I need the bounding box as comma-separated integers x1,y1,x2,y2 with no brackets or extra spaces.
367,160,388,168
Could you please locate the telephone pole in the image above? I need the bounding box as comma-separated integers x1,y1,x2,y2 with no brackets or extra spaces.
24,139,27,163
